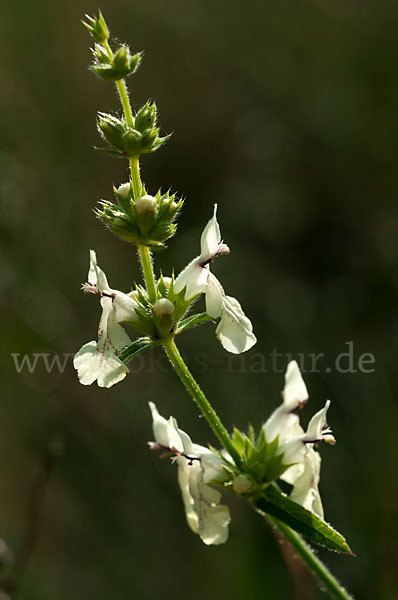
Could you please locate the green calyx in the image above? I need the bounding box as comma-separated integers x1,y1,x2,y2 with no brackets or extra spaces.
95,184,183,249
90,43,143,81
132,274,203,340
83,11,109,44
221,426,288,493
96,104,170,158
126,286,157,337
125,277,179,340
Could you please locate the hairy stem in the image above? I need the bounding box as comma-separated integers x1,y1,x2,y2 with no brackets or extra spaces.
138,245,157,303
129,156,142,199
162,338,241,466
268,517,354,600
103,41,158,303
103,41,134,127
116,78,134,127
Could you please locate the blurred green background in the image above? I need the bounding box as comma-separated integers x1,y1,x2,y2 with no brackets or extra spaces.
1,0,397,598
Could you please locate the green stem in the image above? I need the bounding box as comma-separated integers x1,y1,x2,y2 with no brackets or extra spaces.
268,517,354,600
115,79,134,127
102,41,134,127
138,245,157,303
103,42,158,303
129,156,142,199
163,339,241,467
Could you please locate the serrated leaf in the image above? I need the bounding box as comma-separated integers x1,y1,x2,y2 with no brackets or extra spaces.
118,337,153,364
253,485,353,554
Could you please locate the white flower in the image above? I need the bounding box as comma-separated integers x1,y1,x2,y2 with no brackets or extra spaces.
279,401,335,467
263,360,308,444
73,250,138,388
289,448,323,517
263,361,335,518
149,402,231,545
174,205,256,354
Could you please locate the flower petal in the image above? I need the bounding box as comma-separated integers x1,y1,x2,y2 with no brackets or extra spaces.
88,249,110,291
205,272,224,318
216,295,256,353
113,290,139,323
168,417,194,455
263,410,304,446
177,459,200,534
174,261,209,300
149,402,174,449
101,297,131,350
305,400,334,444
73,341,101,386
178,458,230,545
73,339,129,388
73,298,130,388
148,403,194,454
284,361,308,411
199,204,221,260
263,361,307,443
290,448,324,518
193,445,229,484
87,252,137,324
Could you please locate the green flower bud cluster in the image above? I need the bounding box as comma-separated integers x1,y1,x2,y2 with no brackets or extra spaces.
127,276,178,339
128,274,195,341
82,11,109,44
221,427,288,492
155,274,193,334
97,102,170,158
95,183,183,249
126,286,157,337
90,43,143,81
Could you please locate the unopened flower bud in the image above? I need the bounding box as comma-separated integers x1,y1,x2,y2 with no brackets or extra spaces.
134,102,157,131
122,128,142,155
232,474,252,495
153,298,175,317
135,195,157,215
114,182,133,215
83,11,109,44
153,299,175,337
117,182,131,200
113,45,130,72
97,113,126,149
134,194,158,236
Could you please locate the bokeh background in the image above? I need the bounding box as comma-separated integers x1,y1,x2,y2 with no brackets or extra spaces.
1,0,397,598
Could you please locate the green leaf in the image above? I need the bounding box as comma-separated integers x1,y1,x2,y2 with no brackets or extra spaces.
93,146,127,158
176,312,213,334
119,337,153,364
252,485,353,554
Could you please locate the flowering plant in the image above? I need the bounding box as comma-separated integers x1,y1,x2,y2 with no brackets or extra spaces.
74,12,354,599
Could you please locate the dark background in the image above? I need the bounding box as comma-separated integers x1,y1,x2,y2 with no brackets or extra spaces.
1,0,397,598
